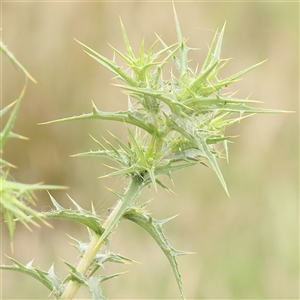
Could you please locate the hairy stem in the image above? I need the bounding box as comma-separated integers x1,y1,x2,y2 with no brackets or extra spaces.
60,176,143,299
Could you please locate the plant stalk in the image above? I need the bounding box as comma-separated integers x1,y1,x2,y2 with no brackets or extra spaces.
60,176,143,299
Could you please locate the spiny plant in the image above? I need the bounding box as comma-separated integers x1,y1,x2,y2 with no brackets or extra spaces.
0,41,64,251
1,6,288,299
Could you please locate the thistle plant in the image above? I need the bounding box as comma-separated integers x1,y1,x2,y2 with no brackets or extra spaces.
1,6,288,300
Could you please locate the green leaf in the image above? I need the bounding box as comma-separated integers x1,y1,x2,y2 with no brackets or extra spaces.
68,234,135,270
123,207,191,300
172,3,194,84
0,173,65,247
85,276,108,300
212,22,226,64
41,101,157,135
63,259,126,300
86,273,125,300
166,117,229,195
0,85,26,152
0,158,16,168
0,257,63,298
198,138,229,195
75,39,137,86
203,103,291,115
183,95,261,109
115,84,191,115
184,59,220,96
89,250,135,277
44,194,105,236
119,17,136,60
201,22,225,72
0,100,17,117
200,60,267,96
0,40,37,83
63,261,87,285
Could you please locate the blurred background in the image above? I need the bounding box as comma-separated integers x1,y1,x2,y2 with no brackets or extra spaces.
1,1,299,299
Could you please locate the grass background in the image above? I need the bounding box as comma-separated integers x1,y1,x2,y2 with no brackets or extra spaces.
1,1,299,299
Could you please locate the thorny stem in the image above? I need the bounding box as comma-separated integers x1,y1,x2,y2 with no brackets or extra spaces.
60,233,100,299
60,176,143,299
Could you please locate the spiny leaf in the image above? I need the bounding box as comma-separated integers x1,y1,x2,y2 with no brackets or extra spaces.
44,193,105,236
75,39,136,86
66,234,132,277
198,138,229,196
184,59,220,96
212,22,226,64
0,84,26,152
63,261,86,284
119,17,136,60
86,273,126,300
150,41,179,63
85,276,108,300
166,118,229,195
63,259,126,300
123,208,191,300
115,84,191,115
201,24,224,72
89,250,135,277
0,40,37,83
200,60,268,97
0,257,63,298
0,100,17,117
155,33,180,73
99,165,137,179
0,174,64,247
40,102,157,135
203,103,291,115
172,3,191,81
0,158,16,168
184,95,261,108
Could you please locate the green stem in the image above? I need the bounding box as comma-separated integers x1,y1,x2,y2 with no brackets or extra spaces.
60,233,100,299
60,176,143,300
